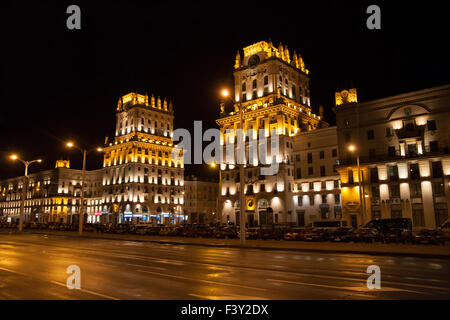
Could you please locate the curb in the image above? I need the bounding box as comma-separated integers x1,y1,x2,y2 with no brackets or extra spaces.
16,230,450,260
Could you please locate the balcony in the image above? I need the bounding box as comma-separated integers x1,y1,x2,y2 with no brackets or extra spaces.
395,123,425,140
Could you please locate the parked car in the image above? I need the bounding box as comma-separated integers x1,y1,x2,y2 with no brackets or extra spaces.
412,229,446,245
284,228,306,241
365,218,413,243
213,226,238,239
328,227,354,242
352,227,382,243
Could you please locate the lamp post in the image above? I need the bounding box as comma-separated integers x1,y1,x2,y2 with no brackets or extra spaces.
66,142,103,235
347,144,365,226
221,89,246,245
210,162,222,224
9,155,42,231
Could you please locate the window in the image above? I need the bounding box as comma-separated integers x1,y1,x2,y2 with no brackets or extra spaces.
430,141,439,152
321,181,326,189
391,207,402,219
308,167,313,175
370,167,379,183
410,183,422,198
367,130,375,140
334,194,340,204
291,85,296,100
260,184,265,192
412,209,425,227
408,144,418,156
389,184,400,198
348,170,354,184
433,181,445,197
431,161,443,178
252,91,257,100
332,149,337,157
388,165,399,181
371,208,381,219
296,168,301,179
307,153,312,164
334,180,339,189
322,194,327,204
252,79,257,89
295,154,300,162
409,163,420,180
309,195,314,205
297,195,303,206
242,82,246,92
263,75,268,85
309,182,314,190
427,120,436,131
320,166,326,177
320,151,324,159
371,186,380,198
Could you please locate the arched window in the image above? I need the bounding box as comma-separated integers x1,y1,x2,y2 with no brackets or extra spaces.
264,75,268,85
252,79,257,89
291,84,296,100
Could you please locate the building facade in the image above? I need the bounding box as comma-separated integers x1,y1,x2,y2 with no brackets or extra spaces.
292,126,341,226
184,175,219,224
217,40,328,226
102,92,185,225
335,85,450,229
0,160,103,224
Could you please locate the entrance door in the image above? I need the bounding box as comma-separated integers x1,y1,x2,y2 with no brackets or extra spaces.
350,215,358,228
248,213,254,227
297,211,305,227
259,211,267,225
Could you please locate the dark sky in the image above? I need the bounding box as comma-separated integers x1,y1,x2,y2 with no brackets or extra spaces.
1,1,449,179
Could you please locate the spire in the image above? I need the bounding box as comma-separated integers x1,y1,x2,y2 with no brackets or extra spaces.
284,45,290,63
157,96,162,109
169,100,174,112
293,51,299,68
163,98,168,111
151,94,156,108
145,93,149,106
278,42,284,59
234,50,241,69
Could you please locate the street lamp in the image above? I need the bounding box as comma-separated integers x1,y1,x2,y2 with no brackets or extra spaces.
221,88,246,245
347,144,366,226
9,154,42,231
66,142,102,235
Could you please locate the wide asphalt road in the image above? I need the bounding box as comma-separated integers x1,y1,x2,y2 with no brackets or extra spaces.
0,232,449,300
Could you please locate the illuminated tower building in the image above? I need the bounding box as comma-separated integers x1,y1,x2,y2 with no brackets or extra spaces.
217,41,328,226
102,92,184,224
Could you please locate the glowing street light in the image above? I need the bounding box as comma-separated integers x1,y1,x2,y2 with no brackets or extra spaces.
9,154,43,231
66,141,103,234
221,89,230,98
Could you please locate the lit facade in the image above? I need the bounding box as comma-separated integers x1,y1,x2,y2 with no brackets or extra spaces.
0,160,103,224
292,126,341,226
335,85,450,229
217,40,328,226
102,92,185,224
184,175,219,224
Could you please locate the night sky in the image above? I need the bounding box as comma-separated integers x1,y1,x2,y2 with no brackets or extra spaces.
1,1,449,180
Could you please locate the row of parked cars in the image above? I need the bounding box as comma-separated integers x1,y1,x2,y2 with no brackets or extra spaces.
283,218,450,245
1,218,449,245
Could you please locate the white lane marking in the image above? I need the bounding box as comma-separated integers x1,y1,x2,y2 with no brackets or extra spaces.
125,263,167,271
188,293,269,300
0,265,119,300
136,269,267,292
266,278,429,295
50,280,120,300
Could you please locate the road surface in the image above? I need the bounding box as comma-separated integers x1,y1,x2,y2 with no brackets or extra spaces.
0,232,449,299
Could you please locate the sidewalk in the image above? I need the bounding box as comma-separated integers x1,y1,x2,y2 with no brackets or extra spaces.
14,229,450,259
